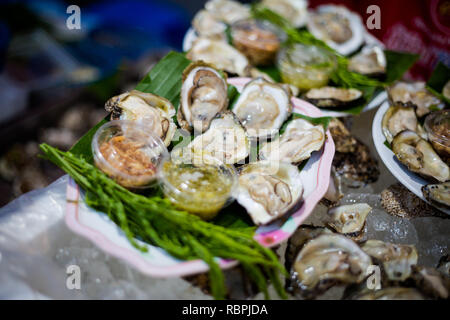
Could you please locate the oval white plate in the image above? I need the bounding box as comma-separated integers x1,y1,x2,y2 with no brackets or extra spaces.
372,101,450,215
64,77,335,278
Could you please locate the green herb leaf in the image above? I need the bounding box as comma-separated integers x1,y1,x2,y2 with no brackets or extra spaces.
384,50,419,84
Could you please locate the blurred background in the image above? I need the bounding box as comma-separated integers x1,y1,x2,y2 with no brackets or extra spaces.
0,0,448,206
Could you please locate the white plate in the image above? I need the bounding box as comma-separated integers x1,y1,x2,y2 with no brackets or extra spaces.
372,101,450,215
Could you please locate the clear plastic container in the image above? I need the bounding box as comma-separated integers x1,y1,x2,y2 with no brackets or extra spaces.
92,120,168,189
277,43,337,90
424,110,450,164
159,154,237,220
231,18,286,66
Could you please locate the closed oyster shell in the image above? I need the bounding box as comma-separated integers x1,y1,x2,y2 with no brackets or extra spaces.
178,62,228,133
235,161,303,225
231,78,291,140
392,130,450,182
104,90,176,146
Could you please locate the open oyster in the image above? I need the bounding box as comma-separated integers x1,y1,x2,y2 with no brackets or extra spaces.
261,0,308,28
204,0,250,25
388,82,445,118
306,5,364,56
179,62,228,133
231,78,291,139
292,233,372,296
105,90,176,146
326,203,372,239
422,181,450,209
259,117,325,164
192,10,227,40
392,130,450,182
173,111,249,165
348,45,386,77
361,240,418,282
235,161,303,225
354,287,424,300
187,38,250,76
305,87,363,108
382,105,427,143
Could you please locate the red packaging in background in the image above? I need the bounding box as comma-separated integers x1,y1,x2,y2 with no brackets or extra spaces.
309,0,450,81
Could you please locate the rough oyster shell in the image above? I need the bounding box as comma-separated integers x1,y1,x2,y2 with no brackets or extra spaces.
388,81,445,118
104,90,176,146
328,118,357,153
173,111,249,165
293,233,372,295
382,105,427,144
361,240,418,282
421,181,450,210
306,5,364,56
187,38,250,76
392,130,450,182
235,161,303,225
259,117,325,164
231,78,291,140
178,62,228,133
305,87,363,108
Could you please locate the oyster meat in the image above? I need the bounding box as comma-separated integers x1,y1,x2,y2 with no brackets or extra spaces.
105,90,176,146
293,233,372,295
235,161,303,225
173,111,249,165
179,62,228,133
231,78,291,139
305,87,363,108
421,181,450,209
307,5,364,56
388,81,445,118
259,118,325,164
361,240,418,281
204,0,250,25
392,130,450,182
187,38,250,76
382,105,427,143
326,203,371,238
261,0,308,28
192,10,226,40
348,45,386,77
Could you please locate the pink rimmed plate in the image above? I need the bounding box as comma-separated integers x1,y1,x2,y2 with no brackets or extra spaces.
64,77,335,277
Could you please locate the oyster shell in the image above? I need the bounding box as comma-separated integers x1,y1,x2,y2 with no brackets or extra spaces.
173,111,249,165
392,130,450,182
361,240,418,282
304,87,363,108
192,10,227,40
204,0,250,25
412,266,450,299
261,0,308,28
187,38,250,76
328,118,357,153
348,45,386,77
388,81,445,118
421,181,450,209
382,105,427,144
306,5,364,56
104,90,176,146
178,62,228,133
293,233,372,295
235,161,303,225
259,117,325,164
354,287,424,300
326,203,371,239
231,78,291,139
